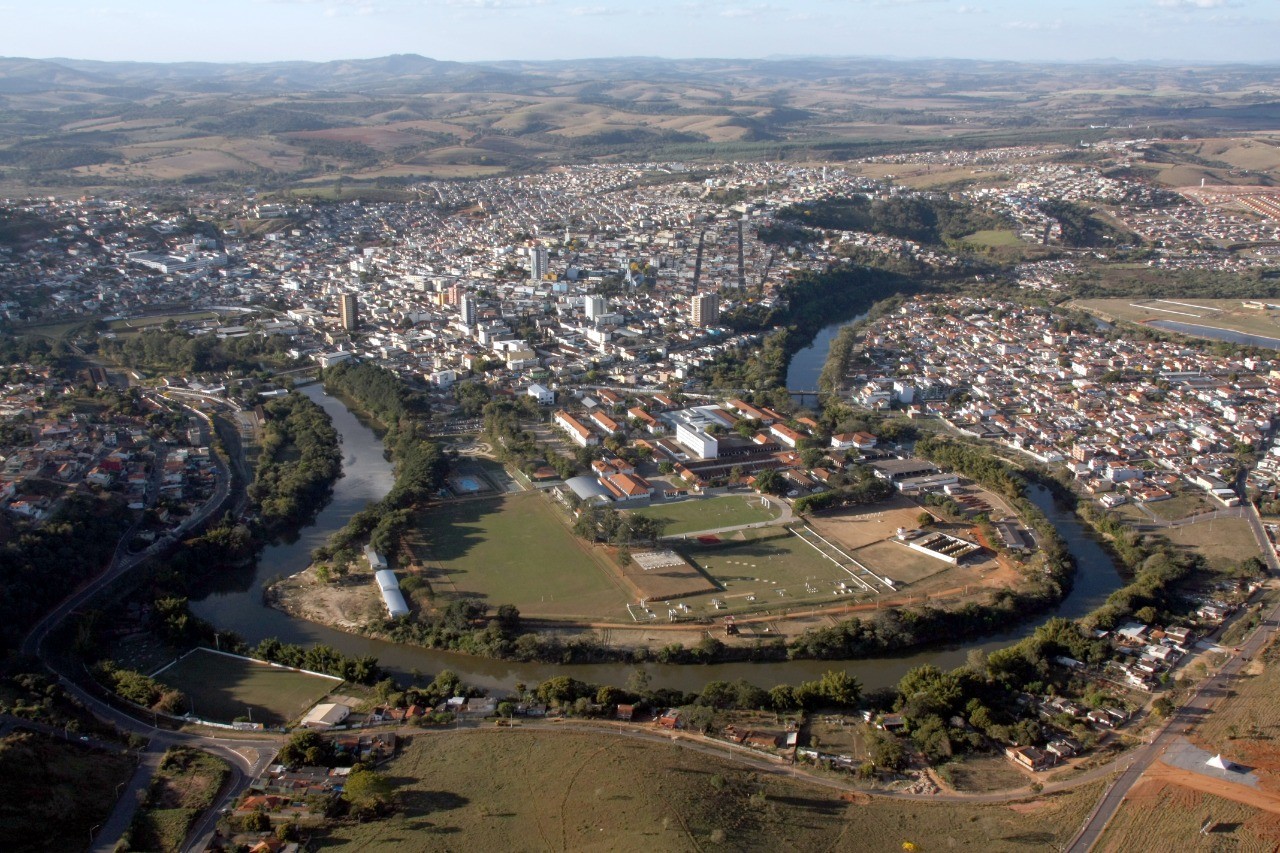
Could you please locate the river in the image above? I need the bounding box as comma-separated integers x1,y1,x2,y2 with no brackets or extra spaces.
189,377,1125,696
785,311,869,404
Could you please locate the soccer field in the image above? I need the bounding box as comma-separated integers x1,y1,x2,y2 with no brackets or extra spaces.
625,495,781,535
410,493,633,619
153,649,340,726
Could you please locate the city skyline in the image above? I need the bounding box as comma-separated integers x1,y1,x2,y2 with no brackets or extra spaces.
2,0,1278,66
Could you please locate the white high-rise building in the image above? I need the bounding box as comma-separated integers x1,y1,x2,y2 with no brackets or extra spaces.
529,246,549,282
584,295,606,320
460,294,477,326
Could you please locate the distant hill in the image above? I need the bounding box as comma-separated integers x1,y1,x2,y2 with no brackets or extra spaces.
0,54,1276,193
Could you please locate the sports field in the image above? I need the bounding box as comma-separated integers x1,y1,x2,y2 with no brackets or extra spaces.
625,495,781,535
153,648,339,726
410,493,633,619
681,530,854,609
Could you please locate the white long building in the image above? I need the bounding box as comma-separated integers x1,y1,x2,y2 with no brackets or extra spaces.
375,569,410,618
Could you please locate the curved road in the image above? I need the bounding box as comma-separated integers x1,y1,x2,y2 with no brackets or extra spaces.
17,392,273,853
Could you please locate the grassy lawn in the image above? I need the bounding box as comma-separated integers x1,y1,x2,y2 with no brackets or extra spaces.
1145,490,1215,522
411,493,632,619
1161,517,1262,573
125,747,231,853
314,731,1106,852
939,755,1031,793
0,732,135,853
106,310,221,333
960,229,1025,247
626,495,781,535
153,648,340,726
12,318,95,341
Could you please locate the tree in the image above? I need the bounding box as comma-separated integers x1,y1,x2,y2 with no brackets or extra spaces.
867,729,905,770
278,730,334,767
754,468,786,496
343,768,395,817
817,670,862,707
916,511,934,528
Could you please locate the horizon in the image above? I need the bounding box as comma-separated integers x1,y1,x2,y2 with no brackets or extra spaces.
2,0,1277,66
11,51,1280,69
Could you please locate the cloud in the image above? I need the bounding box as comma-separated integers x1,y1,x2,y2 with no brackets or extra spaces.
717,2,783,18
441,0,549,7
1003,18,1063,30
566,5,625,15
1154,0,1232,7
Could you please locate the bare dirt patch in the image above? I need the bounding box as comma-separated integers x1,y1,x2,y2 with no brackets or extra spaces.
269,565,385,630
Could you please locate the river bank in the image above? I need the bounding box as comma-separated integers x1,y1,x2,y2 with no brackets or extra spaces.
182,383,1131,697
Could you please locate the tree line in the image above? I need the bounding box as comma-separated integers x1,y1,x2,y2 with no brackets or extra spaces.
97,326,296,374
251,392,343,535
777,194,1016,246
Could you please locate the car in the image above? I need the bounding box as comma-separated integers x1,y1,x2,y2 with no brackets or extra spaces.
79,736,90,742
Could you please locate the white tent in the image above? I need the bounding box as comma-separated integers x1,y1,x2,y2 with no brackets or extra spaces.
1206,754,1232,771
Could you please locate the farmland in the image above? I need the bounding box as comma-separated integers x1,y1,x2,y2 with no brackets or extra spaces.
408,493,633,620
5,56,1279,195
152,648,340,726
315,731,1108,852
625,495,782,536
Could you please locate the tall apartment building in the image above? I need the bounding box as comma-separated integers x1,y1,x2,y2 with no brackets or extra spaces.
584,295,607,320
529,246,549,282
340,293,359,331
691,291,719,327
460,294,477,326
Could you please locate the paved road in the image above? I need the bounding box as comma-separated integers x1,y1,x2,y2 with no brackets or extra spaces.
1244,501,1280,573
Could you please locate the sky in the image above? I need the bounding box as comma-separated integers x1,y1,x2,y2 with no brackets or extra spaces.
1,0,1277,65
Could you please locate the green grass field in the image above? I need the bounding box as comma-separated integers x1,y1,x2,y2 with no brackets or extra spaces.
1144,490,1214,522
411,493,632,619
153,649,339,726
682,530,855,609
107,310,221,332
315,731,1106,852
960,228,1025,247
625,495,781,535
